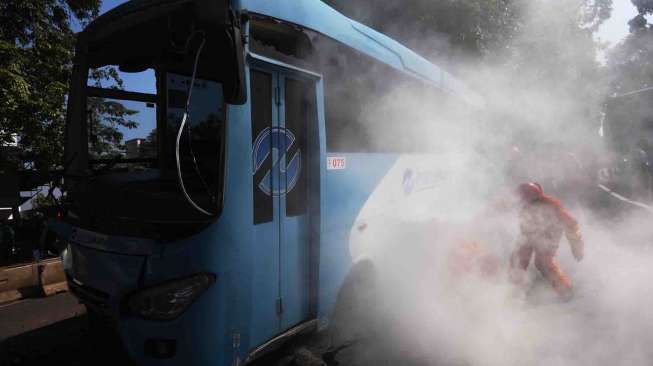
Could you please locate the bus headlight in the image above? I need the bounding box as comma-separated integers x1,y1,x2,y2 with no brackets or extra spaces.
128,273,216,320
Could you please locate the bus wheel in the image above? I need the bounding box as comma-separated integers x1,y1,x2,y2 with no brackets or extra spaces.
329,259,379,347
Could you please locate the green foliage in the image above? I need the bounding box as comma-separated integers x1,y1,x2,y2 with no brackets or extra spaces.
512,1,609,145
580,0,613,31
1,1,94,172
139,128,157,158
608,1,653,95
0,0,137,174
33,192,56,210
603,1,653,153
323,0,611,68
86,65,141,159
87,97,139,158
632,0,653,13
608,29,653,95
323,0,523,66
323,0,612,147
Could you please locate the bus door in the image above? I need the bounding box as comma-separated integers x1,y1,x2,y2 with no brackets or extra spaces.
250,66,319,341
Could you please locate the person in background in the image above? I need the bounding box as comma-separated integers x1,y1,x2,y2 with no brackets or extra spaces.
509,182,584,301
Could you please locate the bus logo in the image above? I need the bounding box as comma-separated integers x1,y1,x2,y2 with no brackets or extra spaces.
402,168,444,196
403,168,415,195
252,126,301,196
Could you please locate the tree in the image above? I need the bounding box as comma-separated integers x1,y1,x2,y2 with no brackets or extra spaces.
632,0,653,13
138,128,157,159
608,2,653,95
324,0,613,189
603,1,653,155
490,0,611,136
323,0,524,69
0,0,137,174
323,0,611,70
86,67,140,159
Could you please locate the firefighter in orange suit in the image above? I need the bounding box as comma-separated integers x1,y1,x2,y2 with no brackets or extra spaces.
509,182,584,300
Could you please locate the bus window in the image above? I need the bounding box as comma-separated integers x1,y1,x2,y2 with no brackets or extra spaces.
85,67,156,164
251,70,274,225
86,96,157,162
166,73,225,208
322,45,471,153
284,78,313,217
249,17,316,70
248,17,475,154
62,4,238,240
322,45,397,152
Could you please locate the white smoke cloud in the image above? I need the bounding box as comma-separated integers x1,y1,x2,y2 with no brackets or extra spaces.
328,1,653,365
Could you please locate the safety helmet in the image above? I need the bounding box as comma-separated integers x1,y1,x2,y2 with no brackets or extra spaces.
517,182,543,203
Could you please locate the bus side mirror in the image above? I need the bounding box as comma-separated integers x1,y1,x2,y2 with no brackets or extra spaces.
193,0,246,105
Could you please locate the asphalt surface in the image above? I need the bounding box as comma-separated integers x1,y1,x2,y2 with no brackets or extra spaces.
0,293,141,366
0,292,441,366
0,293,327,366
0,293,85,341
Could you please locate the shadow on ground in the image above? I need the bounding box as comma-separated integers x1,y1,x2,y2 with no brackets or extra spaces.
0,315,135,366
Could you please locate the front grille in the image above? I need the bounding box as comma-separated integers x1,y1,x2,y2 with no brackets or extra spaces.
67,274,110,310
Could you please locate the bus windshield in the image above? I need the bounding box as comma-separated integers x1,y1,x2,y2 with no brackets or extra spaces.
62,1,239,240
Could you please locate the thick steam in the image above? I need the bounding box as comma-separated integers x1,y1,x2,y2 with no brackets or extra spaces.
335,1,653,365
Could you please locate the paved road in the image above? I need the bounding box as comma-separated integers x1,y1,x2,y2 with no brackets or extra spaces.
0,293,328,366
0,294,136,366
0,293,85,341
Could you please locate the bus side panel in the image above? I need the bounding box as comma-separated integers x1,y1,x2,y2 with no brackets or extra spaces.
318,153,397,326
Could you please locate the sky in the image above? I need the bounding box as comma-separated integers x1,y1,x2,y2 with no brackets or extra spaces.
100,0,126,14
596,0,639,47
594,0,650,67
594,0,645,63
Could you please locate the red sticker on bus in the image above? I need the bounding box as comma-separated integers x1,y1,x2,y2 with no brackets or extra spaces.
327,157,346,170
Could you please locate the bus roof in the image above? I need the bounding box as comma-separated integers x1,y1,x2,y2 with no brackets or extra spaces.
88,0,483,108
240,0,484,108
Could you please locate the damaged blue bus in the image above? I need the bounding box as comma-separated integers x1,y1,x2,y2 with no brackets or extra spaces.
52,0,483,364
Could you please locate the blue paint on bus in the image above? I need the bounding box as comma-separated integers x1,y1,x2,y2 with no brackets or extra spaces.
50,1,481,365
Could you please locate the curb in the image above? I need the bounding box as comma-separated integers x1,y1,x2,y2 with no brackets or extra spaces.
0,258,67,304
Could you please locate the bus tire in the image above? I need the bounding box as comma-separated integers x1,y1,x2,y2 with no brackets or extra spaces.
329,259,378,347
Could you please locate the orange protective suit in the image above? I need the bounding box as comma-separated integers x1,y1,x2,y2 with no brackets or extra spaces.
509,189,584,299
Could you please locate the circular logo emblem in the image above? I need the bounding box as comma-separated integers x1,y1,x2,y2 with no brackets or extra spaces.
252,126,301,196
